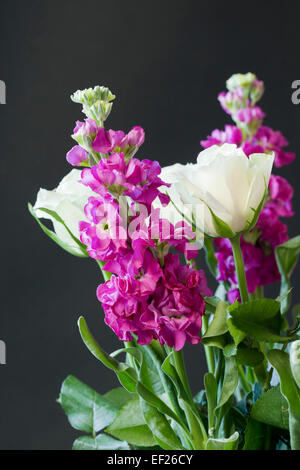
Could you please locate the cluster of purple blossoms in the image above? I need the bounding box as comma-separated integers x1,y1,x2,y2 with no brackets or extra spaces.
80,152,170,211
97,253,211,350
201,74,295,301
66,118,211,349
66,118,145,166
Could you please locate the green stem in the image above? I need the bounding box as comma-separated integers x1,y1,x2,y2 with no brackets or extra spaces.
174,350,194,405
124,340,137,369
173,349,208,449
255,285,264,299
230,234,249,303
238,365,252,393
216,359,225,399
201,315,215,374
263,367,274,392
246,366,256,385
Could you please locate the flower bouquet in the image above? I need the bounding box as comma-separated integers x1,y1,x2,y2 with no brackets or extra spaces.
29,73,300,451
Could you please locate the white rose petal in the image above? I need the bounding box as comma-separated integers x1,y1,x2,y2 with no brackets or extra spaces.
158,143,274,238
33,169,93,253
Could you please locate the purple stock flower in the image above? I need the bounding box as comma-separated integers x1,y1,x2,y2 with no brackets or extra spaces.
97,275,155,344
254,126,295,167
235,106,265,125
73,118,99,136
97,252,210,350
92,128,127,153
66,145,88,166
268,175,294,218
81,153,170,211
92,126,145,154
218,88,245,115
127,126,145,147
201,125,243,149
148,254,210,350
240,127,295,167
79,194,128,261
257,207,289,247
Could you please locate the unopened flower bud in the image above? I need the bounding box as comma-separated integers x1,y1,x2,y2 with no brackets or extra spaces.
71,86,115,126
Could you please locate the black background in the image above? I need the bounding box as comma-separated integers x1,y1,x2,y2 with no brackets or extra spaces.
1,0,300,450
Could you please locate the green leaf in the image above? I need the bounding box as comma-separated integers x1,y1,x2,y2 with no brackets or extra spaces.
161,351,186,400
136,382,179,424
206,431,239,450
223,344,237,357
228,298,280,323
135,345,186,428
236,345,264,367
203,237,218,277
243,418,267,450
106,397,156,447
110,346,142,364
216,357,238,411
28,203,88,258
205,296,221,315
227,318,246,346
78,316,137,392
103,388,136,410
139,399,183,450
267,350,300,415
58,376,118,434
202,301,229,348
161,352,206,446
276,235,300,314
204,373,218,432
78,326,183,436
206,206,235,239
267,349,300,450
77,316,121,370
36,206,88,252
202,335,226,349
250,385,289,430
178,399,207,450
290,340,300,389
228,299,295,343
73,434,129,450
214,357,239,434
203,301,229,337
136,343,167,395
292,304,300,323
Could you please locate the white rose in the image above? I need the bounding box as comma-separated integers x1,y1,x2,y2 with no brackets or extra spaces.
154,163,195,226
33,169,93,254
160,143,274,238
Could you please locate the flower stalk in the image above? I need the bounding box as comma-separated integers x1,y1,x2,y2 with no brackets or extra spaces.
230,234,249,303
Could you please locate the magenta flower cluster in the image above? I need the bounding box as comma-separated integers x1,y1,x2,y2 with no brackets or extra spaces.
80,152,170,211
66,119,145,166
201,75,295,301
66,119,211,350
97,253,211,350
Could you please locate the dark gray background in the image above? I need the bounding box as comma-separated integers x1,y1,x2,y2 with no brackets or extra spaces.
1,0,299,450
